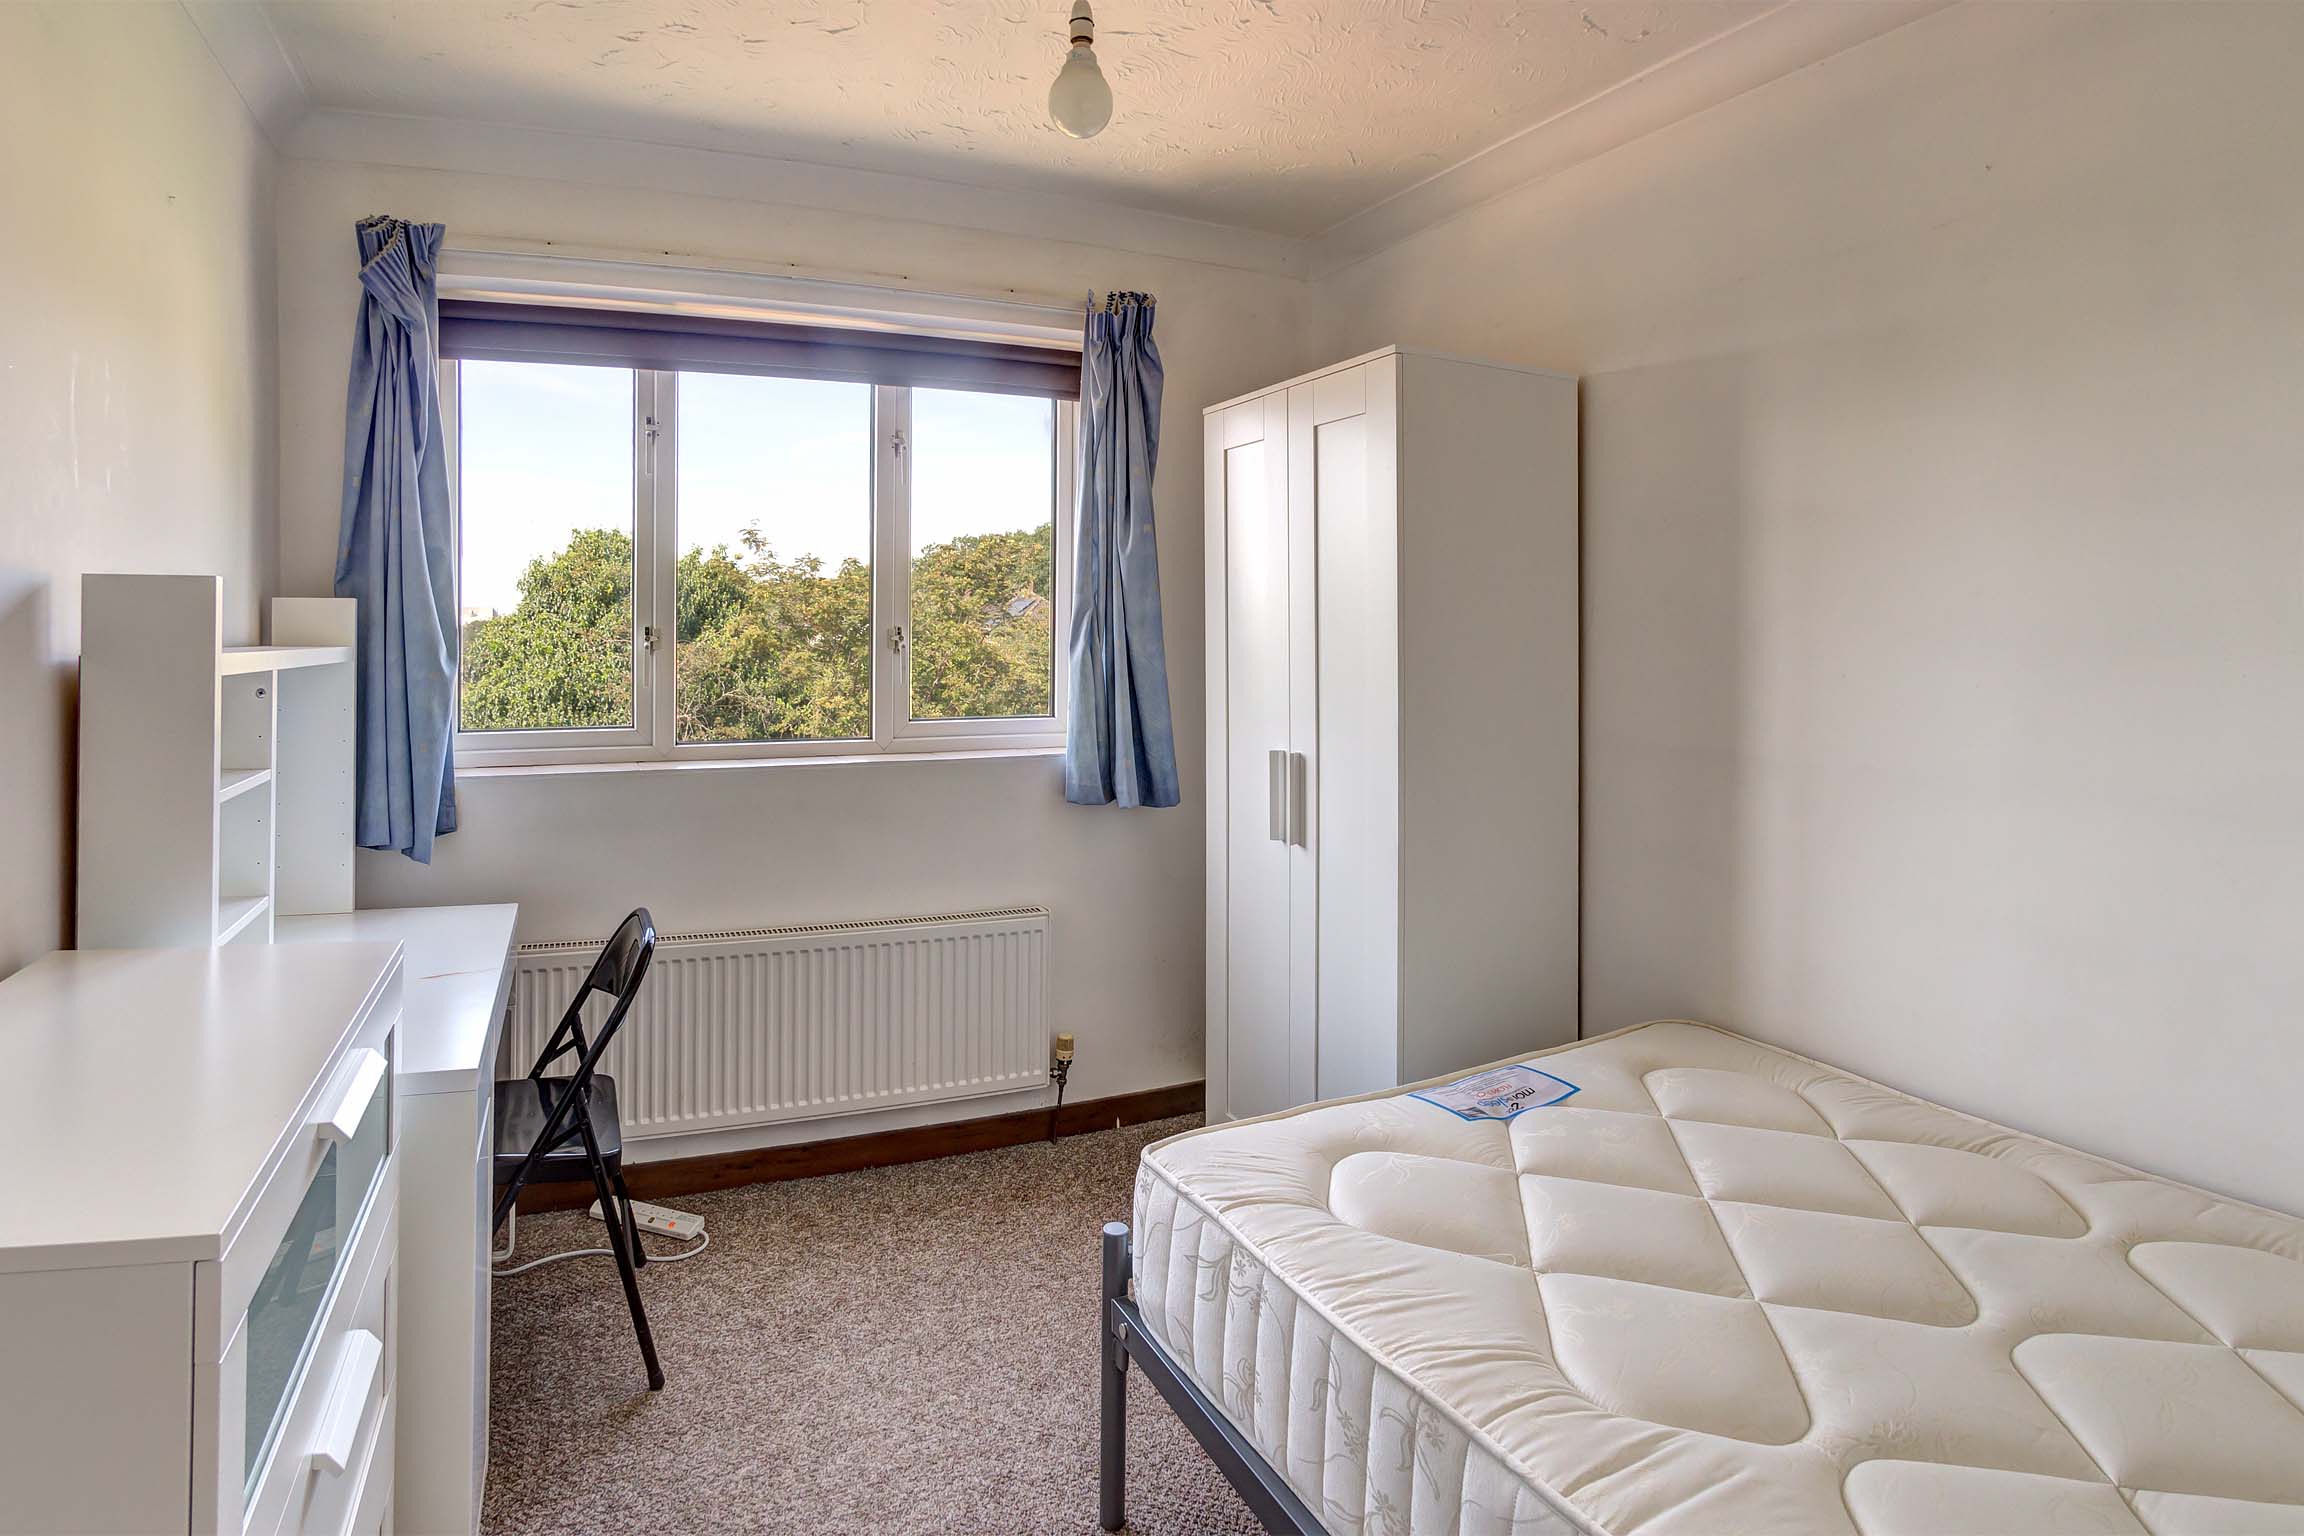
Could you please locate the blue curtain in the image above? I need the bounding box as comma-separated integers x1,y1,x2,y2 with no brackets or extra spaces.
1065,292,1179,807
336,216,458,862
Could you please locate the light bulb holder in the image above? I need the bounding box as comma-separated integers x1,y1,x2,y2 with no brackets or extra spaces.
1067,1,1096,47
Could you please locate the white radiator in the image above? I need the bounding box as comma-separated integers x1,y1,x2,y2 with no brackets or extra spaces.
506,906,1051,1139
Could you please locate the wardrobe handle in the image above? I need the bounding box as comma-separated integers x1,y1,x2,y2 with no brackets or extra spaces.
1268,750,1288,841
1288,752,1308,847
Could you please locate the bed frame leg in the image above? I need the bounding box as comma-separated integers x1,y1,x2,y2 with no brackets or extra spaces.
1099,1220,1130,1532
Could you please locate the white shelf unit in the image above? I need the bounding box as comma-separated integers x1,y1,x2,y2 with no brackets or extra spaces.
217,766,272,803
78,576,358,948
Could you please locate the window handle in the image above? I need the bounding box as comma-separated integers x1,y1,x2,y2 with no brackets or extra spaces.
643,624,660,653
1268,749,1287,842
889,624,907,655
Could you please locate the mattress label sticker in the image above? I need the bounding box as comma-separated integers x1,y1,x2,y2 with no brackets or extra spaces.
1409,1065,1580,1122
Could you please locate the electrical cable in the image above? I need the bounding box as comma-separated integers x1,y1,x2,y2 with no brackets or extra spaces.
491,1205,710,1276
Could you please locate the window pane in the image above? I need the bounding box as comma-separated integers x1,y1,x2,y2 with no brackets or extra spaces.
674,373,873,743
455,361,636,732
908,389,1056,721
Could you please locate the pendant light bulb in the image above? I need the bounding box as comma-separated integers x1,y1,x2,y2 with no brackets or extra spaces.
1049,2,1113,139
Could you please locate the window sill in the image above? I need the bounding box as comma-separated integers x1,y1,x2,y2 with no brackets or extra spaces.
457,746,1064,781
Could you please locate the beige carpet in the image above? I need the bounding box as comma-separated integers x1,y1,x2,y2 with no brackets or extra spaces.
481,1115,1262,1536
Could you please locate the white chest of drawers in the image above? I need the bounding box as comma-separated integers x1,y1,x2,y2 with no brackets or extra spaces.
0,943,405,1536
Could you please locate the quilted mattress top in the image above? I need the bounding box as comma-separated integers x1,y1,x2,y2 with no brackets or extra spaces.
1144,1021,2304,1535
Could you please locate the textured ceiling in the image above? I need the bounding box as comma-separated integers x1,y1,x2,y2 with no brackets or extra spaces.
252,0,1779,237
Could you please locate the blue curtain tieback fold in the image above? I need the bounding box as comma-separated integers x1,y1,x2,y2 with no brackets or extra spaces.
1065,290,1180,808
336,215,459,862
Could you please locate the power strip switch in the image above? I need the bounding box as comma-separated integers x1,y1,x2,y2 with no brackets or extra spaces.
586,1198,706,1242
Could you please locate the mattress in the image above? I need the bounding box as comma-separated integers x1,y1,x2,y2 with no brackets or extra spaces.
1131,1021,2304,1536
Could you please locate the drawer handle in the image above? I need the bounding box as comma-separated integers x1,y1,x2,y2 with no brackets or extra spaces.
307,1328,383,1477
312,1048,388,1144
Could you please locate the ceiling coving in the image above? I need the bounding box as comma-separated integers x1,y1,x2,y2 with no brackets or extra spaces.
227,0,1802,239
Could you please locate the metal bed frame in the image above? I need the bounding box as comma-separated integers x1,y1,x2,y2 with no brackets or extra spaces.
1099,1221,1326,1535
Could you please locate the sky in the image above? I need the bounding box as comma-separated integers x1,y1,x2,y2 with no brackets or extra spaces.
456,361,1055,616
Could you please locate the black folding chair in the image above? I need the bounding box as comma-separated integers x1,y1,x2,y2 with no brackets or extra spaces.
491,907,665,1391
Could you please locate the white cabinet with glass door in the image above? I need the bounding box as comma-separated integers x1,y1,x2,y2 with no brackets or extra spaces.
0,943,403,1536
1203,348,1581,1121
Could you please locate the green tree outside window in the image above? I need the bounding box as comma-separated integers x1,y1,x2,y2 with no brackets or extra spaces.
460,521,1054,740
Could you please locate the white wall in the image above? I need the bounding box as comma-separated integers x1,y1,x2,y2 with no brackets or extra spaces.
275,155,1306,1110
1317,1,2304,1209
0,4,278,977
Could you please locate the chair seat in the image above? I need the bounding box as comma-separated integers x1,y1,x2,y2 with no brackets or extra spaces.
494,1074,624,1185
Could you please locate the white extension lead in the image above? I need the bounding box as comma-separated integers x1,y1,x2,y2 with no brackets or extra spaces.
492,1204,710,1276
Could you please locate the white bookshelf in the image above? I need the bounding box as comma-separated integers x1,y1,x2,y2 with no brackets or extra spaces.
77,576,358,948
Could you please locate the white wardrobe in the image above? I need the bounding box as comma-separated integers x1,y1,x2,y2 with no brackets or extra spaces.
1204,347,1579,1122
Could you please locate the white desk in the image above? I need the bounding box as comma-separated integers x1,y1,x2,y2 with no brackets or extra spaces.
279,904,517,1536
282,904,518,1094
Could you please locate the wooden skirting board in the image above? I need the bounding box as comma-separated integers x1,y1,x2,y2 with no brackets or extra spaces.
516,1080,1207,1213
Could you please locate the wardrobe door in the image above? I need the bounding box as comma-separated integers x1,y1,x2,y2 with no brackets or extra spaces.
1216,393,1298,1120
1282,381,1321,1109
1306,359,1402,1100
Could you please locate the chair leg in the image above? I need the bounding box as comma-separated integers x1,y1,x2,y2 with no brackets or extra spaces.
492,1086,563,1235
491,1177,522,1236
610,1163,647,1268
493,1125,562,1234
578,1117,665,1391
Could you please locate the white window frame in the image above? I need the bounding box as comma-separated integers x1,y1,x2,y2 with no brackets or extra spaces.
446,357,1074,768
876,385,1078,753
